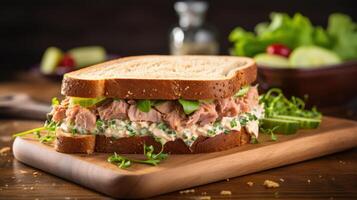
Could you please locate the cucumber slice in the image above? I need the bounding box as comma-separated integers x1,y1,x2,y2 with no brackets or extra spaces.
68,46,106,68
272,115,321,129
261,118,299,135
70,97,106,107
289,46,341,68
40,47,63,74
254,53,290,67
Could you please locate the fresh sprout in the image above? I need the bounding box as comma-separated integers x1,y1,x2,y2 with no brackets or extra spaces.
259,88,321,119
107,144,168,169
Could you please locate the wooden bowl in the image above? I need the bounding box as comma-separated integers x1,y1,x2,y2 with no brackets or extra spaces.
257,61,357,107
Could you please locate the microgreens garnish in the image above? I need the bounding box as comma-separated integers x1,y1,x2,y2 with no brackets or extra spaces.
260,126,279,141
108,144,168,169
12,120,59,144
260,88,321,118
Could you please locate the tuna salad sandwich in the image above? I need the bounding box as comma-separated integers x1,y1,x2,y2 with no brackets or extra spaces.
49,55,263,154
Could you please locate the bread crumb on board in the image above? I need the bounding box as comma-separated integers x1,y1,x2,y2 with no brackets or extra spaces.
279,178,285,182
220,190,232,195
0,147,11,155
198,196,211,200
246,181,254,187
179,189,195,194
263,180,280,188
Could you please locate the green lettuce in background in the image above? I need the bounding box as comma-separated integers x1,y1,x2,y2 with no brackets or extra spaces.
229,13,357,60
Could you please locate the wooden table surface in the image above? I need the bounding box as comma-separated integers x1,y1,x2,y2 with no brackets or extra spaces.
0,74,357,200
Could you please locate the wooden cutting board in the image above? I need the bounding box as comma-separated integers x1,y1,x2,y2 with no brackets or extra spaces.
12,117,357,199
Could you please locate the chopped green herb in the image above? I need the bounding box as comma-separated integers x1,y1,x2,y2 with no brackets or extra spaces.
71,128,78,135
167,130,176,135
239,117,248,126
207,129,215,136
230,119,238,128
157,122,168,130
96,120,105,132
139,128,149,135
125,124,136,136
178,99,200,115
247,113,258,121
213,121,220,127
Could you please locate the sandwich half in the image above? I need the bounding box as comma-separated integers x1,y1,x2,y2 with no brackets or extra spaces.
50,55,263,154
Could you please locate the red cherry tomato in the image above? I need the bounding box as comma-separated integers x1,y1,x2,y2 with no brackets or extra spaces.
266,44,292,57
59,54,76,67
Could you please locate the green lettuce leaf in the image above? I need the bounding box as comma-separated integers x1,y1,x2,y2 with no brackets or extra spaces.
137,100,155,113
178,99,200,115
327,13,357,60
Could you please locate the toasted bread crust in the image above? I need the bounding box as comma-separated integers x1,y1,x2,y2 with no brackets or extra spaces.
55,129,250,154
55,130,96,154
61,56,257,100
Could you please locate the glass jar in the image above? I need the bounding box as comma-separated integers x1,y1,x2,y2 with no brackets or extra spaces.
169,1,219,55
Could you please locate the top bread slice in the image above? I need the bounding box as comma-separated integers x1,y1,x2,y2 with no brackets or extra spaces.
61,55,256,100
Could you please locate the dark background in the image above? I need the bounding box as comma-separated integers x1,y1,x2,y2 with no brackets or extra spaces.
1,0,356,79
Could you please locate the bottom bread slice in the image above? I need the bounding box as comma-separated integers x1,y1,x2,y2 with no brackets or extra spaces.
55,129,251,154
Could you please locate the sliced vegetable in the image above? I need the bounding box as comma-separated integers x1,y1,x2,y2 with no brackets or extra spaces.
289,46,341,67
70,97,106,107
68,46,106,68
234,85,251,98
178,99,200,115
254,53,290,67
51,97,60,106
137,100,155,113
261,118,300,135
40,47,63,74
272,115,321,129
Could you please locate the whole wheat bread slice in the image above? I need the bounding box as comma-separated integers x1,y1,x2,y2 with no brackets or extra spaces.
55,129,250,154
61,55,256,99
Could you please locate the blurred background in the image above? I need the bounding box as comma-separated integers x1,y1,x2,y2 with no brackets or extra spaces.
0,0,357,119
1,0,356,76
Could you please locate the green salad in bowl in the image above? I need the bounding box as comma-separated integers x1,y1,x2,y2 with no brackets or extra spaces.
229,12,357,68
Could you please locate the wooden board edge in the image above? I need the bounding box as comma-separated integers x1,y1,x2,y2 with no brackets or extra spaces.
120,125,357,198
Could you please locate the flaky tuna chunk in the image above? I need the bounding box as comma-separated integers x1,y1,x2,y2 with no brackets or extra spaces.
128,105,162,123
98,100,129,120
216,97,240,118
187,103,218,126
74,107,97,132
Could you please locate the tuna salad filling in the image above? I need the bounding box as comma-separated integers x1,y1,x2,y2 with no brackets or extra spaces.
50,86,264,147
